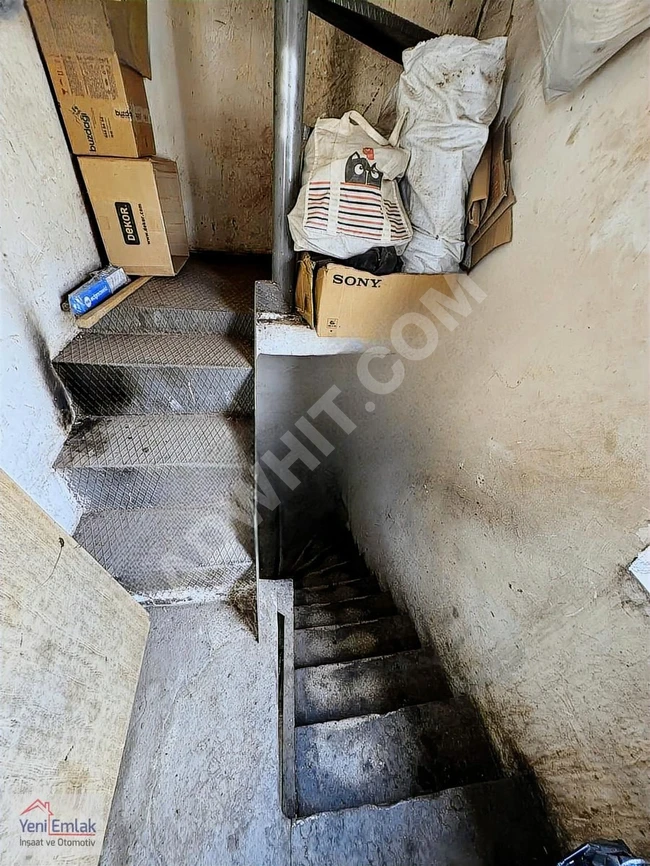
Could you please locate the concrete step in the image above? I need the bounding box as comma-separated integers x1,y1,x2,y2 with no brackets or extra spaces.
53,332,253,416
294,592,396,629
295,649,450,725
92,255,263,337
295,578,380,608
293,565,372,592
74,506,253,603
294,615,419,668
291,776,559,865
295,697,500,816
56,414,252,510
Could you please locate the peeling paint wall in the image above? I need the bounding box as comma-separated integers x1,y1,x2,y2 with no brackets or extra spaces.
0,9,99,531
321,3,649,851
145,0,485,252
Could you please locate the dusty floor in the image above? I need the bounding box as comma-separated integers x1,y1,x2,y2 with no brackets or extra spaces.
100,586,290,866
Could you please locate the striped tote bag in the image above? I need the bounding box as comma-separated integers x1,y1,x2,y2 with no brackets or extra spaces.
289,111,412,259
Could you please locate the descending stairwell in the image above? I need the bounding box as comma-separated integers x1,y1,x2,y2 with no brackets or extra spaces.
288,525,559,866
53,255,265,605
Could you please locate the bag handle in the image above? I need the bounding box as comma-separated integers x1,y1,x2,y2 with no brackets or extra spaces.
387,111,407,147
341,110,389,145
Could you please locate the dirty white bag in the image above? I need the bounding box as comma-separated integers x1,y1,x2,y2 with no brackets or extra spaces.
534,0,650,101
288,111,412,259
397,36,507,274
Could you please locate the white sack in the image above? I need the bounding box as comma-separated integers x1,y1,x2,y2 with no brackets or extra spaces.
397,36,507,274
535,0,650,101
288,111,412,259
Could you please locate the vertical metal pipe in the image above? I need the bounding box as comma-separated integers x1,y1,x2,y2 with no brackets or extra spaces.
272,0,308,304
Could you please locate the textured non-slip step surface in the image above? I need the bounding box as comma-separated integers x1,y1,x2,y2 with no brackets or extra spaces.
56,414,253,469
54,331,252,369
295,578,380,608
56,415,253,509
291,777,560,866
60,464,253,512
295,698,500,816
75,507,253,599
295,649,450,725
93,255,263,337
294,592,396,629
294,615,419,668
54,333,253,416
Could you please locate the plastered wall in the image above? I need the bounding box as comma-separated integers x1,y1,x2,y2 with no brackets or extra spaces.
145,0,488,253
322,2,649,851
0,8,99,531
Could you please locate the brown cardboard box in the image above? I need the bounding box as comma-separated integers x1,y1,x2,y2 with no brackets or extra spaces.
78,157,189,276
105,0,151,79
27,0,154,157
464,120,515,268
296,254,456,339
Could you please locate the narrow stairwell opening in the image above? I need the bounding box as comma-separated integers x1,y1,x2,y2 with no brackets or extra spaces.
277,513,561,864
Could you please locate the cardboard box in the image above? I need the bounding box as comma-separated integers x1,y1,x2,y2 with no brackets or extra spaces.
78,157,189,276
464,120,515,268
105,0,151,79
296,254,458,339
28,0,154,157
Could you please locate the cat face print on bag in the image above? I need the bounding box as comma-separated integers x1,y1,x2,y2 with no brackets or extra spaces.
345,152,383,188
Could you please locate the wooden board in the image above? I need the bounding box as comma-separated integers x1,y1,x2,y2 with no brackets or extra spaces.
76,276,151,329
0,470,149,864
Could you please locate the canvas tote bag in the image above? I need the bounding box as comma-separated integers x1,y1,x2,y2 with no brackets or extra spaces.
288,111,412,259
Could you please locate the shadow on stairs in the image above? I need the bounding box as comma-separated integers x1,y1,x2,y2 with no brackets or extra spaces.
285,518,561,866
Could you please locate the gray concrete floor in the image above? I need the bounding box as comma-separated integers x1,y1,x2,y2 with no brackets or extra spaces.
100,585,290,866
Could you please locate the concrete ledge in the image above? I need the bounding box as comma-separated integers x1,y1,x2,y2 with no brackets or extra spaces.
256,313,378,356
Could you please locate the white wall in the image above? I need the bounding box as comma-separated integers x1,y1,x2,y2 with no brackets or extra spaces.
326,3,649,851
0,8,99,531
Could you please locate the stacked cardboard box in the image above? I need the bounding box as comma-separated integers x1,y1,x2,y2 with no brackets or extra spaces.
28,0,188,276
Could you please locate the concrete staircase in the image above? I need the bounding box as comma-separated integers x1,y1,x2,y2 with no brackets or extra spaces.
53,255,266,605
289,527,559,865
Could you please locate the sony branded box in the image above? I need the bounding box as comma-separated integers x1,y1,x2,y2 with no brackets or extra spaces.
295,253,459,339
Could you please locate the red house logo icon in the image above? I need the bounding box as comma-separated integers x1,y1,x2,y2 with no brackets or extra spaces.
19,800,96,836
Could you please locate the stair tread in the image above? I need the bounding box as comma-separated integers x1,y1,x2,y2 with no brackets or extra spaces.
295,615,419,668
75,507,253,594
294,567,372,591
92,256,264,337
56,414,252,470
291,776,559,865
294,592,396,629
295,648,450,725
114,256,259,314
295,697,500,816
295,579,380,608
54,331,252,369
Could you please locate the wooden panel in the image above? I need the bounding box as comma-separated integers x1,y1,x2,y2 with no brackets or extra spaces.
0,470,149,864
76,276,151,329
146,0,484,254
